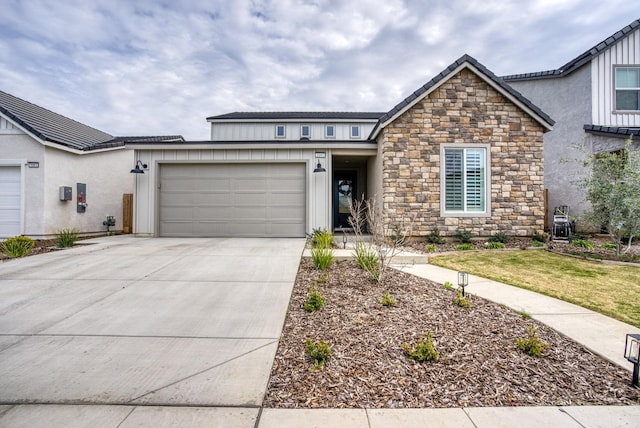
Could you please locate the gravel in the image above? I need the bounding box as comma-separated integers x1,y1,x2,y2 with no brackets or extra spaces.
263,258,640,408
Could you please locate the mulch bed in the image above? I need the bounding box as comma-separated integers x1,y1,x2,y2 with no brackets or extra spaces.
263,258,640,408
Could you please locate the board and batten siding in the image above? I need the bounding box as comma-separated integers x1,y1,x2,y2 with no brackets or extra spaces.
211,122,376,141
133,148,331,236
592,27,640,126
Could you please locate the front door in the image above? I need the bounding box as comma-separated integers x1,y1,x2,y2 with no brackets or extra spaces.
333,171,357,229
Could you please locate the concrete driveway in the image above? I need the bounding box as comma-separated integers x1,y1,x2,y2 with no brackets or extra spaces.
0,237,305,413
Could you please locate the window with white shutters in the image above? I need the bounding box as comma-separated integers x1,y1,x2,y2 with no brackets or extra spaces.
442,146,488,215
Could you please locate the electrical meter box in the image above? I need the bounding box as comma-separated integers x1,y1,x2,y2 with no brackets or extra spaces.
59,186,72,201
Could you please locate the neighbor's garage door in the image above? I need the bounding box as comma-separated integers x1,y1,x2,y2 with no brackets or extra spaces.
159,163,306,237
0,166,21,238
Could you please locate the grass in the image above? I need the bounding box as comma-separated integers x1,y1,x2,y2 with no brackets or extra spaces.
429,250,640,328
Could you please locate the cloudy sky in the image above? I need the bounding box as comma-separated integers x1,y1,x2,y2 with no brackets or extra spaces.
0,0,638,140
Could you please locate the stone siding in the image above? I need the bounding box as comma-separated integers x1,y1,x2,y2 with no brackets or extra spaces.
379,69,545,238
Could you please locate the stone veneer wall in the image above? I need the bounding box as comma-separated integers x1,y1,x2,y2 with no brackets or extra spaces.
379,68,546,238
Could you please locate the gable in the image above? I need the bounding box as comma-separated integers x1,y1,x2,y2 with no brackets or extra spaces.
0,114,25,135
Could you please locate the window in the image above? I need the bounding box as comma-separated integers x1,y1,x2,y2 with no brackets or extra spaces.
301,125,310,138
615,67,640,111
441,145,489,215
275,125,286,138
350,125,360,139
325,124,335,138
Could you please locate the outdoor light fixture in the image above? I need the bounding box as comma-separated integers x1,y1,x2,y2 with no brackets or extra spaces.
342,232,347,249
313,161,326,173
130,160,147,174
458,271,469,296
624,333,640,387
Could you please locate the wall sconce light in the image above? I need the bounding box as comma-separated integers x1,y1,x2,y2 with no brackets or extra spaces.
458,271,469,296
624,333,640,387
130,160,147,174
313,161,326,173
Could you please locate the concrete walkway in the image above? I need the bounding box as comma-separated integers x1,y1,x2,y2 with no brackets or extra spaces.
1,241,639,427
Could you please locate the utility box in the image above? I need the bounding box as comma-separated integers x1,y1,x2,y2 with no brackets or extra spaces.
59,186,72,201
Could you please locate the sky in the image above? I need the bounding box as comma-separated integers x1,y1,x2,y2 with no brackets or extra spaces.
0,0,638,141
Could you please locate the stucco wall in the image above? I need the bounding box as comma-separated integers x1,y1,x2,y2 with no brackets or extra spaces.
379,68,546,238
508,64,592,227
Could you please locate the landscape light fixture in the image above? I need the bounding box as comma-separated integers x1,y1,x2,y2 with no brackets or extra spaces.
458,271,469,297
624,333,640,388
130,160,147,174
342,232,347,249
313,161,326,173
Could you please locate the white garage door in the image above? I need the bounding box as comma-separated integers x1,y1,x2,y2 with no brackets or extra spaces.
159,163,306,237
0,166,21,238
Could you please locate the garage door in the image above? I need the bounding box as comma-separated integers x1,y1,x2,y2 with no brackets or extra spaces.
0,166,21,238
159,163,306,237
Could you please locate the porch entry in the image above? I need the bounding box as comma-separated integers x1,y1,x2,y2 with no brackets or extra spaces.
333,170,357,229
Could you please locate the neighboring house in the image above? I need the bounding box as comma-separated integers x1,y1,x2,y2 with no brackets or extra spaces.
503,19,640,229
0,90,183,239
128,54,553,238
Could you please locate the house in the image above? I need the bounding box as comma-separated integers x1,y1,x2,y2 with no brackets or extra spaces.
503,19,640,229
128,54,554,238
0,90,183,239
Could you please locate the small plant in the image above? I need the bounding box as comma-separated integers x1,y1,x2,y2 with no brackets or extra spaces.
311,229,333,249
305,338,332,369
425,244,438,253
352,242,380,281
443,281,453,290
532,230,548,243
517,325,549,357
56,228,79,248
455,243,474,251
316,272,328,284
515,309,532,319
304,286,325,312
311,248,334,270
531,240,545,248
381,291,396,307
426,227,445,244
403,332,440,362
1,236,35,258
454,289,472,308
485,242,505,249
602,242,618,250
489,231,510,244
455,229,473,244
389,224,408,246
571,239,595,250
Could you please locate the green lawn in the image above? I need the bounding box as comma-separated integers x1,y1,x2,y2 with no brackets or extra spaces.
429,250,640,328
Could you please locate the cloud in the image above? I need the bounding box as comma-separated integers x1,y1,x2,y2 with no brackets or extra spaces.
0,0,638,140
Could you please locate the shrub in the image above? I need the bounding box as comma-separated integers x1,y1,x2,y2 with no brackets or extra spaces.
352,242,380,281
455,289,472,308
517,325,549,357
426,227,445,244
485,242,505,249
425,244,438,253
381,291,396,307
304,286,325,312
403,332,440,362
56,228,79,248
2,236,35,258
443,281,453,290
305,338,332,369
572,239,595,250
532,230,548,243
455,229,473,244
455,243,474,251
316,272,328,284
602,242,618,250
312,229,333,249
531,240,545,248
311,248,334,270
489,231,511,243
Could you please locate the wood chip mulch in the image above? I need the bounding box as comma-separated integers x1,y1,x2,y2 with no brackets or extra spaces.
263,258,640,408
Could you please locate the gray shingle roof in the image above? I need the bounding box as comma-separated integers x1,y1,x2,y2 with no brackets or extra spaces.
207,112,385,121
503,19,640,81
0,90,115,151
371,54,554,136
583,124,640,138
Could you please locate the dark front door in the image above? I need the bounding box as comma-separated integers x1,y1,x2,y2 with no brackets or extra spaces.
333,171,357,229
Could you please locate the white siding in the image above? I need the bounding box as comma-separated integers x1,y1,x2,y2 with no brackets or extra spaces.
592,28,640,126
211,122,377,141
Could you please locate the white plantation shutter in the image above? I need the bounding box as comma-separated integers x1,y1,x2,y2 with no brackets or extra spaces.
465,149,485,211
445,150,463,210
